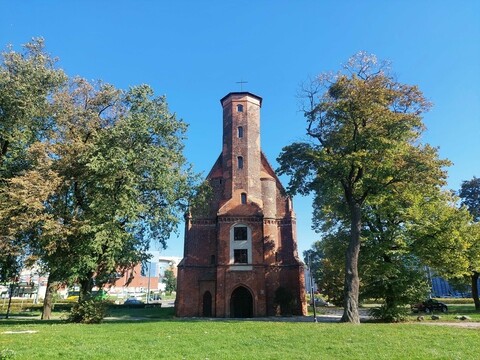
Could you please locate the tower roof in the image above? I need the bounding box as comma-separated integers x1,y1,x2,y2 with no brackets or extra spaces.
220,92,262,107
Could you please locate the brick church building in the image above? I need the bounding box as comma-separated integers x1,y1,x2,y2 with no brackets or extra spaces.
175,92,307,317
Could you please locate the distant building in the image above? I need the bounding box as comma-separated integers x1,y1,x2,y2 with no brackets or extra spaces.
175,92,307,317
107,255,181,298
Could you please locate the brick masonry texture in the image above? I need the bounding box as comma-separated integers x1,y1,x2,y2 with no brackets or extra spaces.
175,92,307,317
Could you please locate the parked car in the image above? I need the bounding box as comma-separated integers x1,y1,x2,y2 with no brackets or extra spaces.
411,299,448,313
148,293,162,304
124,298,144,305
310,297,333,307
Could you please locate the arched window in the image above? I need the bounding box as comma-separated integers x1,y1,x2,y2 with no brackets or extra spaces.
238,126,243,138
241,192,247,204
237,104,244,112
237,156,243,169
230,224,252,268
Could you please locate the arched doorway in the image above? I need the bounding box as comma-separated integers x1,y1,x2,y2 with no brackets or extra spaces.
230,286,253,318
202,291,212,317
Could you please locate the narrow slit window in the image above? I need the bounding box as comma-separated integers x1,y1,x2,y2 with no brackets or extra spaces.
241,192,247,204
237,104,244,112
237,156,243,169
238,126,243,138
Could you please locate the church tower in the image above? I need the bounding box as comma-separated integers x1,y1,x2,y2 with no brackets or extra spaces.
175,92,307,317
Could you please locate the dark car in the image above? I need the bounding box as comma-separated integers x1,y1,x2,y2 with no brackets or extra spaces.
411,299,448,313
124,298,144,306
310,298,333,307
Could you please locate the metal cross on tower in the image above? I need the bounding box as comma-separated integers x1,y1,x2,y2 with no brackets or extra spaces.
236,80,248,91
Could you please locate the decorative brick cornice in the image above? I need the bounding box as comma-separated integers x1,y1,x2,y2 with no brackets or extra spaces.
217,216,263,223
263,218,296,226
189,218,216,226
188,216,296,226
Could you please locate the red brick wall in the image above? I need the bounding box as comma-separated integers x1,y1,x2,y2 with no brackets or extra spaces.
176,93,306,317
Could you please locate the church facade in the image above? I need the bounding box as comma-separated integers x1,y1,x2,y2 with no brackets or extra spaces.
175,92,307,317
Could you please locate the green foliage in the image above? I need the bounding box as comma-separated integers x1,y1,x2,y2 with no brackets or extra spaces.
408,192,474,278
460,177,480,221
0,41,199,302
0,38,67,173
67,298,107,324
457,176,480,309
189,180,213,216
162,269,176,294
0,256,21,283
368,304,409,323
304,233,346,306
278,52,449,322
0,38,66,279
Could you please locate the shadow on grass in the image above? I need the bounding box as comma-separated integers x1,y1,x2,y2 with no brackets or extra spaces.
0,318,66,326
0,307,177,326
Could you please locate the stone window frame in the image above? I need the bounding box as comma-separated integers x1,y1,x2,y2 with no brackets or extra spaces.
237,156,244,169
237,104,244,112
238,126,244,138
230,224,252,269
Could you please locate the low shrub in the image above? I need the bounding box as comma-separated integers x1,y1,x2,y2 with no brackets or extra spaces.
369,305,409,323
67,299,107,324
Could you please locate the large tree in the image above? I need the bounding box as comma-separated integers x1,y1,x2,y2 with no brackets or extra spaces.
306,189,432,322
1,71,198,319
277,52,449,323
458,177,480,310
0,38,66,281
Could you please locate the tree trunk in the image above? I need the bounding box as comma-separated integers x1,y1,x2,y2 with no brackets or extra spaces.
5,283,15,319
471,271,480,311
341,202,361,324
79,275,94,301
41,275,56,320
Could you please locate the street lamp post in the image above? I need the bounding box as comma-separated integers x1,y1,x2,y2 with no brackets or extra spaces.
146,261,151,304
308,254,317,322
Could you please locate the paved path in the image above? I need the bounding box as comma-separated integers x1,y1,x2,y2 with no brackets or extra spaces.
418,321,480,328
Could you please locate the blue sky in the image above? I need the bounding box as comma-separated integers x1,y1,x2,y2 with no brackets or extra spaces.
2,1,479,258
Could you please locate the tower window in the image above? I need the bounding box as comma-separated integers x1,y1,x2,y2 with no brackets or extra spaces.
238,126,243,138
234,226,248,240
237,156,243,169
241,192,247,205
237,104,244,112
230,224,252,267
234,249,248,264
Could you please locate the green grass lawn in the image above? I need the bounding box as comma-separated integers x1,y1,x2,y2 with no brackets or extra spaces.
1,307,479,360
